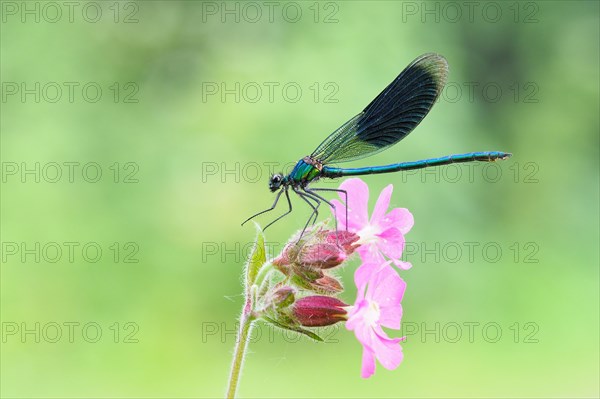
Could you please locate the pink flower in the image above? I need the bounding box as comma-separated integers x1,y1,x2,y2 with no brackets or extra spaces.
331,178,414,278
346,264,406,378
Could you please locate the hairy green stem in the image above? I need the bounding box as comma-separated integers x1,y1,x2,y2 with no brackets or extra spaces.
226,313,254,399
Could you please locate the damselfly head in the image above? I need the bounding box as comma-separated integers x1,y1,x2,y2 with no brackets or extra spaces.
269,173,284,192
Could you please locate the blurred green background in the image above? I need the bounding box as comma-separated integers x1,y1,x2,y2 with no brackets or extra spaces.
1,1,598,398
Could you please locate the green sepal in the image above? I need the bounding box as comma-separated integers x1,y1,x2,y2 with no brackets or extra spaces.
262,316,323,342
290,269,321,290
276,291,295,309
246,227,266,287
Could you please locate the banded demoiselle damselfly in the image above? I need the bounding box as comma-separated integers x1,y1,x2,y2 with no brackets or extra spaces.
242,53,511,232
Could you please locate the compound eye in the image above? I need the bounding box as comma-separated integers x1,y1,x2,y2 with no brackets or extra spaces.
273,175,281,183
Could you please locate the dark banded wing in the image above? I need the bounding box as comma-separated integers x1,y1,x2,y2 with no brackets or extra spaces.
311,53,448,164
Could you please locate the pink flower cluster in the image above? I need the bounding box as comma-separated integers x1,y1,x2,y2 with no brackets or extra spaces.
268,178,413,379
332,178,414,378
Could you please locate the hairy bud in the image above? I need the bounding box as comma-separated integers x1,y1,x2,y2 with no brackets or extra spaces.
293,296,348,327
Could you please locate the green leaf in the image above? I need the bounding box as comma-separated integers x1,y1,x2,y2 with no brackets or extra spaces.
262,316,324,342
246,227,266,287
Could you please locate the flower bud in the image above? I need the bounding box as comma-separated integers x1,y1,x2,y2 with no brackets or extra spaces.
298,243,347,269
272,245,296,269
293,296,348,327
274,227,360,271
325,230,360,253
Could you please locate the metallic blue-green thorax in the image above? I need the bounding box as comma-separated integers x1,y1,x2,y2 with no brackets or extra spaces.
288,157,322,184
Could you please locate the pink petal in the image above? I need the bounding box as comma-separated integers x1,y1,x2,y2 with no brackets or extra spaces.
354,262,378,295
380,208,414,234
349,321,378,377
345,299,368,330
378,313,404,334
366,265,406,305
372,328,404,371
355,248,392,290
393,259,413,270
335,178,370,228
357,323,375,351
338,178,369,202
331,199,363,231
357,244,385,265
366,266,406,329
360,347,376,378
370,184,393,224
376,227,406,261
